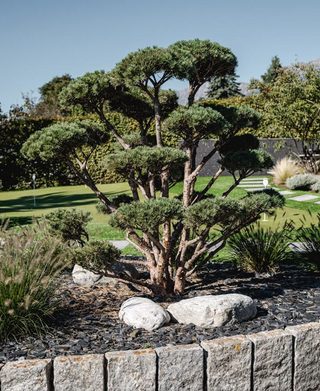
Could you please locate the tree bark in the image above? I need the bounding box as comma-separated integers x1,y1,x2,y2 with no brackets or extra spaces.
182,147,193,207
154,95,163,147
66,161,115,213
174,266,186,295
128,171,139,201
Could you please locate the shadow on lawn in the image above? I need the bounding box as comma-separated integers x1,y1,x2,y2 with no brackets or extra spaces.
0,189,127,213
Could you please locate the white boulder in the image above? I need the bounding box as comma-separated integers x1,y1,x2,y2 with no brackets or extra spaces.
72,264,101,287
167,294,257,328
119,297,171,331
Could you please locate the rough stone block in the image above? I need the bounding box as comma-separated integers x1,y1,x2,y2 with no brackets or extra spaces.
249,329,293,391
0,359,52,391
105,348,156,391
54,354,104,391
286,322,320,391
156,344,203,391
201,335,252,391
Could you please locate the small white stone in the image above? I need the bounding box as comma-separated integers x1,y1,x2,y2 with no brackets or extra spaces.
72,264,101,287
289,242,308,253
167,294,256,328
119,297,170,331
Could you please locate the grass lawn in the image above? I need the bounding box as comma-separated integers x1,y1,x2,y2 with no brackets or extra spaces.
1,176,319,248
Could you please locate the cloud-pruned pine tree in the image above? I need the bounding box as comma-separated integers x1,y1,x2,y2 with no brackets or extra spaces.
22,40,284,295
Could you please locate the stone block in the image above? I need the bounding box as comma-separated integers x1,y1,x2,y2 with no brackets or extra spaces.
201,335,251,391
286,322,320,391
54,354,104,391
105,348,156,391
156,344,203,391
0,359,52,391
249,329,293,391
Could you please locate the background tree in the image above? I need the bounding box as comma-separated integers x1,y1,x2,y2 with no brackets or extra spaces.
207,74,243,99
261,56,282,84
23,40,283,295
33,74,73,118
252,64,320,173
249,56,282,91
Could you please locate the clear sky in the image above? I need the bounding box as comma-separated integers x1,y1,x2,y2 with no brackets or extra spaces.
1,0,320,112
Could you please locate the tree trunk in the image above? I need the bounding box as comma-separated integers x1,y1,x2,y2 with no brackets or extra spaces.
182,147,193,207
154,95,163,147
161,168,170,198
67,161,115,213
174,266,186,295
128,171,139,201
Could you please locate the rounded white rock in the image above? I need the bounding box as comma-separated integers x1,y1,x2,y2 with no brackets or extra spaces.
167,294,257,328
72,264,101,287
119,297,171,331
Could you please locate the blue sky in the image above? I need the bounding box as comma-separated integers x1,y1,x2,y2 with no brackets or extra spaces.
1,0,320,112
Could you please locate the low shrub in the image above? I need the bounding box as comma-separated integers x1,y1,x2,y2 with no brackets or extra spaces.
0,228,67,340
72,240,121,274
311,181,320,192
295,215,320,269
96,202,110,215
96,194,133,215
228,222,294,275
269,157,303,185
44,209,91,246
286,174,319,190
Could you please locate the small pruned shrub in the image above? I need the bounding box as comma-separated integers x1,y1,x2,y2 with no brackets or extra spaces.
72,240,121,274
44,208,91,246
228,222,294,275
96,194,133,214
295,215,320,269
0,228,67,340
269,157,303,185
311,181,320,193
286,173,319,190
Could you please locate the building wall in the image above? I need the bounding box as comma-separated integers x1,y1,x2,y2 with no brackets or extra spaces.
197,138,303,176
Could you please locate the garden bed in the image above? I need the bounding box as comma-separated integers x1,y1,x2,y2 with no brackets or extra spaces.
0,262,319,363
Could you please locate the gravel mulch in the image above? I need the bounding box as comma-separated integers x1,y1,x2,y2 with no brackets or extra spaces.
0,263,319,363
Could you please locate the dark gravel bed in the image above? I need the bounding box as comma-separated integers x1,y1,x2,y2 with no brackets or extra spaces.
1,263,320,363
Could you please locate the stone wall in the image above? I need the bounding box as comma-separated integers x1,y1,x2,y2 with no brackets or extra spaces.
0,322,319,390
197,138,303,176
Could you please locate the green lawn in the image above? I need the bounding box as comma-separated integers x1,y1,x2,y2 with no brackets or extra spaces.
1,176,319,244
